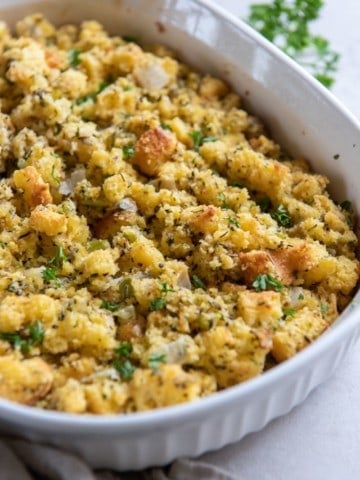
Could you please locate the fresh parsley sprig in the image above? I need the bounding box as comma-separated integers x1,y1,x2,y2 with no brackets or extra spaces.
0,320,45,354
246,0,339,87
252,273,284,292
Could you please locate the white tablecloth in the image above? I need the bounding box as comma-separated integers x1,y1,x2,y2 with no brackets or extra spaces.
199,2,360,479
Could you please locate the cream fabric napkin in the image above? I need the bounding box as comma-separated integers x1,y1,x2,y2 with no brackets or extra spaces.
0,437,239,480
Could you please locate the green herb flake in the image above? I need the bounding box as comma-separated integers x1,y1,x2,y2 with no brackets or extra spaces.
298,293,305,300
159,281,175,295
228,216,240,228
271,204,292,227
149,297,166,311
115,342,132,358
101,300,120,312
28,320,45,346
333,154,340,160
245,0,339,88
75,80,111,105
48,246,68,269
320,303,329,314
114,358,135,380
191,275,206,289
202,136,218,144
189,130,202,151
148,353,167,371
252,274,284,292
0,321,44,353
68,48,82,68
42,266,58,283
216,192,231,209
283,308,295,318
160,122,171,130
188,130,218,151
122,145,135,160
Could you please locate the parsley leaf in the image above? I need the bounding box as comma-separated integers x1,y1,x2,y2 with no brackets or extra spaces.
122,145,135,160
252,274,284,292
228,216,240,228
68,48,81,68
113,342,135,380
159,281,175,294
148,353,166,371
115,342,132,358
149,297,166,311
282,308,296,318
28,320,45,346
114,359,135,380
42,266,58,283
271,204,292,227
48,246,68,269
245,0,339,87
75,80,111,105
188,130,218,151
191,275,206,289
217,192,231,209
0,321,44,353
101,300,120,312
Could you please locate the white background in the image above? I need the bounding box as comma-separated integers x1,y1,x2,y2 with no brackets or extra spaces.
200,2,360,479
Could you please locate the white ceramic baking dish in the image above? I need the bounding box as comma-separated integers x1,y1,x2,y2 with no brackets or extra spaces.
0,0,359,471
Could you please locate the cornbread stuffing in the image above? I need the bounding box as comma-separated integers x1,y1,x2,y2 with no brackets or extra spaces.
0,14,358,414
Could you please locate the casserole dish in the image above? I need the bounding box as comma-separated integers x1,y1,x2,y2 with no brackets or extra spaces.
0,0,359,470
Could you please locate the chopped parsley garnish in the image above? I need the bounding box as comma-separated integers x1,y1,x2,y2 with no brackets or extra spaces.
113,342,135,380
258,197,271,213
333,154,340,160
122,145,135,160
42,266,58,283
48,246,68,269
216,192,231,209
115,342,132,358
283,308,296,318
148,353,167,371
191,275,206,289
68,48,81,68
228,216,240,228
75,80,111,105
245,0,339,87
298,293,305,300
0,320,44,354
114,359,135,380
271,204,292,227
160,122,171,130
0,241,5,248
149,297,166,311
101,300,120,312
252,274,284,292
188,130,218,151
320,303,329,314
28,320,45,346
159,281,175,294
